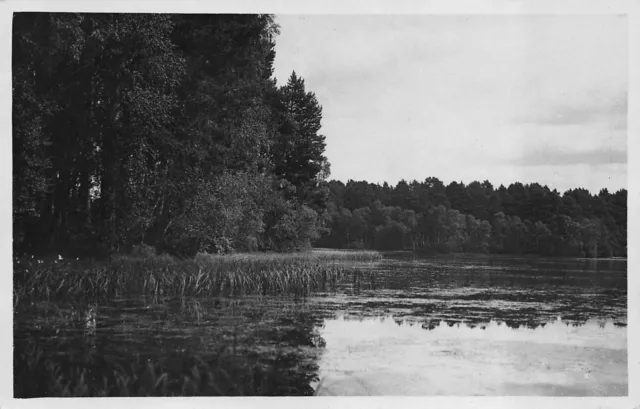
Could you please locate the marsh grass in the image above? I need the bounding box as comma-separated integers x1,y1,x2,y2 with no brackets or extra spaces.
13,249,382,305
193,248,382,267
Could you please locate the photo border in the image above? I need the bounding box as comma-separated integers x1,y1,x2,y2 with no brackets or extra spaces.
1,1,637,409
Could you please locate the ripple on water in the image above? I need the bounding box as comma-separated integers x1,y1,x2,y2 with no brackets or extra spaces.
14,255,627,396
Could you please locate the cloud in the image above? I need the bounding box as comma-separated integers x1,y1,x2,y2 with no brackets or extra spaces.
518,147,627,167
273,15,628,194
513,91,627,127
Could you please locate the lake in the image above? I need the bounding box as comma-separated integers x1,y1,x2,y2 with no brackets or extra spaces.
13,254,627,396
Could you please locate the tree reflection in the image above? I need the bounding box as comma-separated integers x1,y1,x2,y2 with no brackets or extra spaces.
14,296,327,397
332,313,619,331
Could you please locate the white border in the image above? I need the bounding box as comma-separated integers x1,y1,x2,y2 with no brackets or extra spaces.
1,1,637,409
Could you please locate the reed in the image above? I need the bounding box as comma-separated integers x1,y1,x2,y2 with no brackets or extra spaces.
13,249,382,305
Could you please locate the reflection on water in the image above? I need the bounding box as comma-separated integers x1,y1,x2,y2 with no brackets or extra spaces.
14,297,326,396
322,315,626,349
14,255,627,396
314,315,627,396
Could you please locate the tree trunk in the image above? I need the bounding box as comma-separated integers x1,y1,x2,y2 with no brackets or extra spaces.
99,82,123,249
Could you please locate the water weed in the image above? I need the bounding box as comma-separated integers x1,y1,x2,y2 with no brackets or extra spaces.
14,341,319,397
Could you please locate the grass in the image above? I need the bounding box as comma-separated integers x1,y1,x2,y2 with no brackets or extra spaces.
193,248,382,270
13,248,382,306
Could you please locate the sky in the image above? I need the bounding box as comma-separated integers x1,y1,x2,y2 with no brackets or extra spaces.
271,15,628,194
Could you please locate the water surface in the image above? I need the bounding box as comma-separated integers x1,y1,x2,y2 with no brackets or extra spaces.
14,254,627,396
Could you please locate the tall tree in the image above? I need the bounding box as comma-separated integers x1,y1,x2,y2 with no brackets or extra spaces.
271,71,328,204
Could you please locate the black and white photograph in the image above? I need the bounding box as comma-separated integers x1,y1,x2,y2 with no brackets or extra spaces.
3,0,638,406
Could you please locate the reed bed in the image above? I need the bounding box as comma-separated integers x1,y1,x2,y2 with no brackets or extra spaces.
194,248,382,267
13,249,382,305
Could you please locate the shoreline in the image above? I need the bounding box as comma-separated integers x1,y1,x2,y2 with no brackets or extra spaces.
325,249,628,262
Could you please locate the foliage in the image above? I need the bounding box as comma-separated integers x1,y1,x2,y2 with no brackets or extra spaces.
13,13,329,258
317,179,627,258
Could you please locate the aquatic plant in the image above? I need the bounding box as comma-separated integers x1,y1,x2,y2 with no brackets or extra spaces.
13,249,382,305
13,340,319,397
14,292,330,398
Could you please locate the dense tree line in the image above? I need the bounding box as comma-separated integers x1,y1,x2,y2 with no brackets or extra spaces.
13,13,330,257
316,179,627,258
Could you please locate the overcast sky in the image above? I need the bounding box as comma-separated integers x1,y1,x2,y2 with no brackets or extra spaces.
272,15,627,194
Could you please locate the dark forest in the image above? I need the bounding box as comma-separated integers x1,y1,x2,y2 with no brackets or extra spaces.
317,179,627,257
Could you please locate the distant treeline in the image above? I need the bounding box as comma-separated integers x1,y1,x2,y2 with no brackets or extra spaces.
316,179,627,258
13,13,330,257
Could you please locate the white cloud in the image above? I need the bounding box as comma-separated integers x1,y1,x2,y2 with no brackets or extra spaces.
273,14,627,193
